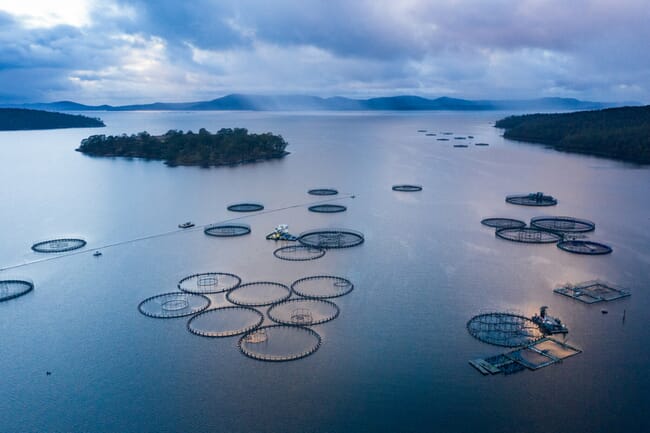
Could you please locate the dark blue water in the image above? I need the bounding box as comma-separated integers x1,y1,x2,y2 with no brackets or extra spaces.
1,111,648,433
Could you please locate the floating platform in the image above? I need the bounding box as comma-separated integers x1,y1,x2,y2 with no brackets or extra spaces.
469,358,501,375
554,280,631,304
506,338,581,370
531,306,568,335
469,337,582,375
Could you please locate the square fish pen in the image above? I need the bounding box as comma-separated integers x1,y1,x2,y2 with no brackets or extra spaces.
469,338,582,375
506,338,582,370
554,280,631,304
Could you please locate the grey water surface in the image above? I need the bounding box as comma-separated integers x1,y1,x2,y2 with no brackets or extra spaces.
1,111,648,433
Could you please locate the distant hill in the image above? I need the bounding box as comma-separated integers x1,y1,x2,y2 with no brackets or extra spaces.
1,94,630,112
495,105,650,164
0,108,105,131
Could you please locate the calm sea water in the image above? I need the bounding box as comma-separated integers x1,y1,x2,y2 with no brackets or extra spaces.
0,111,648,433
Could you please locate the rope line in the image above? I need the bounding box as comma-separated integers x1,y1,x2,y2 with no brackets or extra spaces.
0,193,355,272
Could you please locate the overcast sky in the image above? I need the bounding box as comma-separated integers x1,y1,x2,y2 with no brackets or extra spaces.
1,0,648,104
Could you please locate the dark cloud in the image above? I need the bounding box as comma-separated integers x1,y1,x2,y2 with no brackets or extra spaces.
0,0,648,103
117,0,248,49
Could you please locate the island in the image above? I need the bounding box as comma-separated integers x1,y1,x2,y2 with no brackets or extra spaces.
0,108,105,131
76,127,289,167
495,105,650,164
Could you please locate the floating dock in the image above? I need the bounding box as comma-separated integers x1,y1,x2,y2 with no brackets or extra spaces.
469,337,582,376
554,280,631,304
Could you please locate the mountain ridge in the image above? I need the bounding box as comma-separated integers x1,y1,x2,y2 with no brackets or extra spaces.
0,94,636,112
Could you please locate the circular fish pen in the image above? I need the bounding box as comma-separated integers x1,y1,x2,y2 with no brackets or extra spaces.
557,240,613,255
0,279,34,302
530,216,595,233
31,238,86,253
298,229,364,249
227,203,264,212
204,223,251,237
239,325,321,362
308,204,347,213
392,184,423,192
506,193,557,206
496,227,563,244
467,312,544,347
273,245,326,261
178,272,241,294
187,306,264,338
291,275,354,299
268,299,340,326
480,218,527,229
226,281,292,307
308,188,338,196
138,292,210,319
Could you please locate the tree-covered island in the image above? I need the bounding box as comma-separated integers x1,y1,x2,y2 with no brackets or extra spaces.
0,108,104,130
76,127,289,167
495,105,650,164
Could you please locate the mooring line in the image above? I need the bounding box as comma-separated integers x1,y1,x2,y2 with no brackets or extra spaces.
0,194,355,272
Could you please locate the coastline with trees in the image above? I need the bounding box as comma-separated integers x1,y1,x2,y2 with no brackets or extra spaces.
495,105,650,164
0,108,104,131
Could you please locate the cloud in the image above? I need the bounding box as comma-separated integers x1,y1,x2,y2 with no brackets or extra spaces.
0,0,648,103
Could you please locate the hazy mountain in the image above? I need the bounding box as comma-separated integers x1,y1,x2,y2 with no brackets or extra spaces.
0,95,634,112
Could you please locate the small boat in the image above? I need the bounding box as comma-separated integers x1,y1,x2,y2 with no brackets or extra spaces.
266,224,298,241
453,144,469,148
475,142,490,146
532,306,568,335
93,251,102,257
178,221,195,229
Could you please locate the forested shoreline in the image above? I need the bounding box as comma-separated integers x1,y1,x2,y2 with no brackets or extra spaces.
495,106,650,164
0,108,104,130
